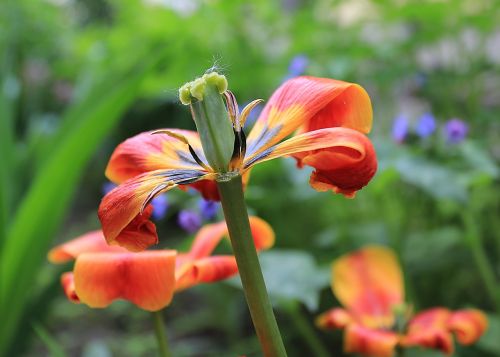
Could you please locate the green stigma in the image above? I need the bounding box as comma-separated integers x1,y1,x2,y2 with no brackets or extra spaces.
179,72,228,105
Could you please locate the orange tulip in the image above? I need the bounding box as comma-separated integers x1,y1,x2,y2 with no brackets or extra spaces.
48,217,274,311
316,246,488,356
98,76,377,251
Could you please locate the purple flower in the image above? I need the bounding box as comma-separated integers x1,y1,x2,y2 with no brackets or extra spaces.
102,182,168,220
391,114,409,143
288,55,309,77
199,199,219,220
151,194,169,220
177,210,202,234
416,112,436,138
102,182,117,195
444,119,468,144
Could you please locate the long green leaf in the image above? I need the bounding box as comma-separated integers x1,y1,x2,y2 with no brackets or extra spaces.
0,55,162,355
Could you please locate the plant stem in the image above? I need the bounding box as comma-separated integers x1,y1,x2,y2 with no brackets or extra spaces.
217,174,287,357
461,211,500,312
152,310,172,357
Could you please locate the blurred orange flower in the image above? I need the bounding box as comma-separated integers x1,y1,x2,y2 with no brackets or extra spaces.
98,76,377,251
48,217,274,311
316,245,487,356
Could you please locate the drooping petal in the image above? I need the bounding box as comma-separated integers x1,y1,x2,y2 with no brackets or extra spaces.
98,169,210,251
402,308,453,355
48,230,127,263
61,272,79,303
244,127,377,197
448,309,488,345
316,308,353,329
187,216,275,259
332,245,404,329
73,251,177,311
246,76,372,158
344,324,398,357
105,130,206,184
175,255,238,291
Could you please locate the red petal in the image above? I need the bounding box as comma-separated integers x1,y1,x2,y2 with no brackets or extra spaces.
402,308,454,355
246,76,372,158
74,251,176,311
175,255,238,291
187,216,275,259
344,324,398,357
448,309,488,345
105,130,204,184
48,230,127,263
332,245,404,329
245,127,377,197
316,308,352,329
61,272,79,303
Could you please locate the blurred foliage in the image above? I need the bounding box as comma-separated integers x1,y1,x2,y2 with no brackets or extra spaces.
1,0,500,356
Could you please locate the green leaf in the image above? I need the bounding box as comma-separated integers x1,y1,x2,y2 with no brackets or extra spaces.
0,53,163,356
32,322,67,357
478,313,500,354
259,250,329,311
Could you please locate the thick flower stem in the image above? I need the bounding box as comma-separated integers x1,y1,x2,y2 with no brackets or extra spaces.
217,174,287,357
152,310,172,357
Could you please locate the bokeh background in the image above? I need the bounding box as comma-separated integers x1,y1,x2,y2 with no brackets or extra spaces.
1,0,500,356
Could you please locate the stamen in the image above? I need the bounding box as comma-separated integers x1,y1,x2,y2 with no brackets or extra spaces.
239,99,264,128
151,130,212,171
223,90,240,131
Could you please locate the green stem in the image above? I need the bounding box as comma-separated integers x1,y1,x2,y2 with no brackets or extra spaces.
284,303,329,357
152,311,172,357
217,174,287,357
461,212,500,311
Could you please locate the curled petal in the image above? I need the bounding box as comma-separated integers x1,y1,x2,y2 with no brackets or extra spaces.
105,130,206,184
48,230,126,263
175,256,238,291
74,251,176,311
246,76,372,158
61,272,79,303
316,308,352,329
344,324,398,357
244,128,377,197
402,308,453,355
448,309,488,345
332,245,404,329
187,216,275,259
98,170,208,251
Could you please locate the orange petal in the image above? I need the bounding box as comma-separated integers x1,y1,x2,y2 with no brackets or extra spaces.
175,255,238,291
246,76,372,158
187,216,275,259
98,170,208,251
448,309,488,345
332,245,404,329
316,308,353,329
402,308,453,355
344,324,398,357
61,272,79,303
74,251,177,311
105,130,205,184
244,127,377,197
48,230,127,263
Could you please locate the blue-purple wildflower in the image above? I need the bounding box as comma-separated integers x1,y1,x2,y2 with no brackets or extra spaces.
444,119,468,144
416,112,436,138
391,114,409,143
199,199,219,220
288,55,309,77
177,210,202,234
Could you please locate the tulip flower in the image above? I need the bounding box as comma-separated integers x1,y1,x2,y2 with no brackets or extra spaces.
99,73,376,251
316,245,487,357
98,71,376,356
48,216,274,311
